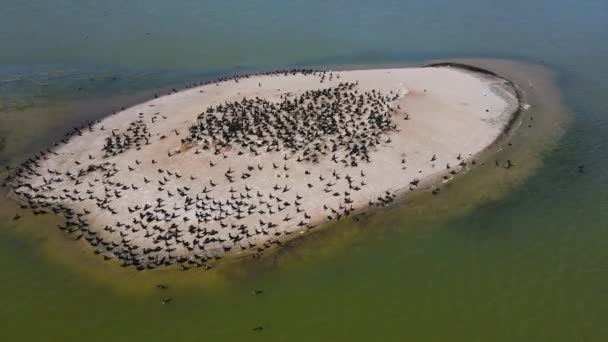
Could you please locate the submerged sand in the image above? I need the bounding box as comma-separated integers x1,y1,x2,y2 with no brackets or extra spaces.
7,65,519,269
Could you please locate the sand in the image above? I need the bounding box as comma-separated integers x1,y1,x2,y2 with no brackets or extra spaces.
8,65,519,268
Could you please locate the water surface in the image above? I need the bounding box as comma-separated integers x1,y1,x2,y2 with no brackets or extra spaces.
1,1,608,341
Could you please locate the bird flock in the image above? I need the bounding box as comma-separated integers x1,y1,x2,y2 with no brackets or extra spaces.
3,67,492,272
184,81,398,168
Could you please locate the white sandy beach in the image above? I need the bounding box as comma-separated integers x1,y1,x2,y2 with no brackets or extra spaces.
9,65,519,268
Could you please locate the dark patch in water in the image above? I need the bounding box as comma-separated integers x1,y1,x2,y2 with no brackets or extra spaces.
425,62,500,76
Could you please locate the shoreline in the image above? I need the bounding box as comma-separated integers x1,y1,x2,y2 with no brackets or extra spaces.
4,63,521,270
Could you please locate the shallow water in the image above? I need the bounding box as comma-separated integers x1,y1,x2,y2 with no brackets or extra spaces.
1,1,608,341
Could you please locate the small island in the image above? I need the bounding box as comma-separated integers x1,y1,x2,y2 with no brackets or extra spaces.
6,64,520,270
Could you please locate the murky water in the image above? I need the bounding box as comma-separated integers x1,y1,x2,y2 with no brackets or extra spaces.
1,1,608,341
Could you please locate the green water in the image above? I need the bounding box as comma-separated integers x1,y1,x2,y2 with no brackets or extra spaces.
1,1,608,341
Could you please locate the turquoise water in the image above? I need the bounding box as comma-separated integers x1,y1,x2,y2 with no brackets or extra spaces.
1,1,608,341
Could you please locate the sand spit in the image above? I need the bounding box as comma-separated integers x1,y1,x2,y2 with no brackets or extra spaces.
5,66,519,270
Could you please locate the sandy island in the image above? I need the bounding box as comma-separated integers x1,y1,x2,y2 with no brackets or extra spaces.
6,65,519,270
